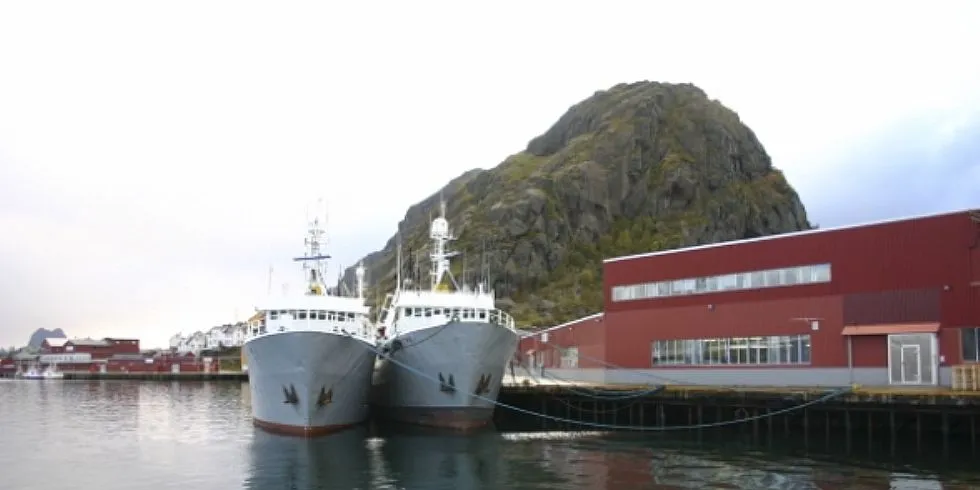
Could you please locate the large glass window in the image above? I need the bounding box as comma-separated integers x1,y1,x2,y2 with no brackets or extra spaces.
612,263,832,302
962,327,979,362
651,334,812,366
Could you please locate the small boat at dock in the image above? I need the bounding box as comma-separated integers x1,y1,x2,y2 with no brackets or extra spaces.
16,364,64,380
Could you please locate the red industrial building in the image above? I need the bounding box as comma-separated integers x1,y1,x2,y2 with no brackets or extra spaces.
42,337,140,357
0,357,14,376
13,337,219,374
520,209,980,388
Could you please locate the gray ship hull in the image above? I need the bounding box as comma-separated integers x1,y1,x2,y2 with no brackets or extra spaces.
244,330,376,437
372,321,520,430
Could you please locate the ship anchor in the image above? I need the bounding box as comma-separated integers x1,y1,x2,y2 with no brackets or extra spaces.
438,372,456,393
282,384,299,405
474,373,492,396
317,386,334,408
390,339,404,354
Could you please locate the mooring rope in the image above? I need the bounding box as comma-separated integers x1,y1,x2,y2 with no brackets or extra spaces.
356,336,852,432
554,396,644,414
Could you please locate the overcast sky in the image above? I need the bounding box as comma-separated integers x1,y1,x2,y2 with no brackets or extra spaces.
1,1,978,349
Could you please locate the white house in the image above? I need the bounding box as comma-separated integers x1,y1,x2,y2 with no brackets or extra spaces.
168,334,183,351
229,322,246,346
173,331,206,355
204,323,247,349
170,322,248,355
204,326,223,349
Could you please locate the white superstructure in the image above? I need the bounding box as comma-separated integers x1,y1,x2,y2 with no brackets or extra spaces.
377,200,516,337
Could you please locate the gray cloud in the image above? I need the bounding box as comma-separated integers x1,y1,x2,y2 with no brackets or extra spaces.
794,116,980,228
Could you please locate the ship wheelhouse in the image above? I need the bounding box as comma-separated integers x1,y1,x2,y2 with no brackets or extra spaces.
382,289,515,337
253,295,372,339
377,198,517,340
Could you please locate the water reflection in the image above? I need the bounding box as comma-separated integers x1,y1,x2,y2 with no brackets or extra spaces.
244,426,372,490
1,380,978,490
375,424,507,490
494,431,965,490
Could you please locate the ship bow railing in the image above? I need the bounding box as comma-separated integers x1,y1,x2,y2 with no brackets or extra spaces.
488,309,516,330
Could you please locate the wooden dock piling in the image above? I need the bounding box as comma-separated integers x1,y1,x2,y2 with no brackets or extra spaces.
495,383,980,454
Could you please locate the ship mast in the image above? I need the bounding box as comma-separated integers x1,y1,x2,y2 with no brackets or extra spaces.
355,262,366,299
428,196,459,290
293,199,331,296
396,235,402,292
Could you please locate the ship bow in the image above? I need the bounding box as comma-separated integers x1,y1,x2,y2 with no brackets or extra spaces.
374,321,519,430
246,331,376,436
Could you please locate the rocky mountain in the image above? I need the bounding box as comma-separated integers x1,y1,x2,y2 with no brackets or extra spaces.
28,328,67,348
341,81,811,327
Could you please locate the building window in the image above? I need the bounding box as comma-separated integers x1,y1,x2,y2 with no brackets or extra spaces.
651,334,812,366
560,347,579,368
612,263,832,302
963,327,980,362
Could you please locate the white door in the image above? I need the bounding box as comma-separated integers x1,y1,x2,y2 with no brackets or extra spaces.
888,333,936,385
900,344,921,384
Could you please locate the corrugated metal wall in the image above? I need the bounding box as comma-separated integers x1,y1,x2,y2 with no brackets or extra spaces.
842,288,940,325
604,296,844,369
601,211,980,366
603,212,976,316
518,315,606,369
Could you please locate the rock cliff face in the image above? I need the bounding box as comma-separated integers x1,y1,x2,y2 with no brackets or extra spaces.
342,81,811,327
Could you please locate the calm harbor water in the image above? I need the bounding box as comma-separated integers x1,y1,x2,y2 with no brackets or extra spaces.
1,379,979,490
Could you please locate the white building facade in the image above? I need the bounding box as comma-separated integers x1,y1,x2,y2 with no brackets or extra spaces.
170,322,248,355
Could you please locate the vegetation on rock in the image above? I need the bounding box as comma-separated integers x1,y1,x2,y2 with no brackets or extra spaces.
341,81,811,328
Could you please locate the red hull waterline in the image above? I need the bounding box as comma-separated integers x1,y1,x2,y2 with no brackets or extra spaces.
252,418,360,437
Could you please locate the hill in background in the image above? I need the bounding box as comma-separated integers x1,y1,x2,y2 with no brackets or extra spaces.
28,328,67,349
341,81,810,328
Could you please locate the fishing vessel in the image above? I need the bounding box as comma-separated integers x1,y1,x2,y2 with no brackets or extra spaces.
243,204,377,437
372,200,520,430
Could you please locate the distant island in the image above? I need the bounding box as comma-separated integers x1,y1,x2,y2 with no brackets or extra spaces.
28,328,67,348
0,328,69,356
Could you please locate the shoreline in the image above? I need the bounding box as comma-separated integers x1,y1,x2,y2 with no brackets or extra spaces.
55,371,248,381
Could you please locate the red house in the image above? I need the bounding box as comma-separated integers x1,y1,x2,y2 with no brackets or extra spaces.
36,337,145,371
0,357,15,375
520,209,980,388
520,313,604,369
63,338,116,359
40,337,69,353
105,338,141,354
